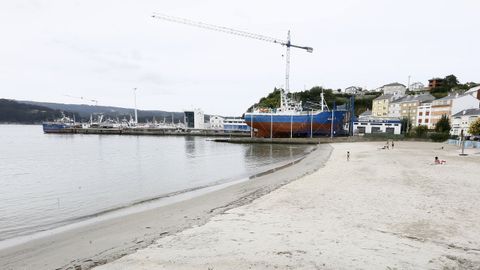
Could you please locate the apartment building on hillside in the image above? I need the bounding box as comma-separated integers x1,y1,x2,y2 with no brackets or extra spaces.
431,94,480,128
417,102,434,129
387,94,435,125
372,94,393,117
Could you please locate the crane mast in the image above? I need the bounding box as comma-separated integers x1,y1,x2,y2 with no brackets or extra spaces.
151,13,313,110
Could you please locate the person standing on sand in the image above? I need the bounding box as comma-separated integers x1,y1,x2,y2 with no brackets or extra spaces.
347,151,350,161
392,141,395,149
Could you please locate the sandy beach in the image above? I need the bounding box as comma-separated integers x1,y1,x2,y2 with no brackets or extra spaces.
93,141,480,270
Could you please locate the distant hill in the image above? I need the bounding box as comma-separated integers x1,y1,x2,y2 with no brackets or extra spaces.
18,100,189,123
0,99,76,124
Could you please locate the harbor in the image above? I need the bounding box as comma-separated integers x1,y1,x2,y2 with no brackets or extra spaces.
1,1,480,270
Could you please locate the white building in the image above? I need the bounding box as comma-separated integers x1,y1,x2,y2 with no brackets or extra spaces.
184,108,205,129
417,102,434,129
353,119,402,135
451,108,480,136
381,82,407,96
409,82,425,92
224,117,250,132
388,98,402,118
209,115,224,130
344,86,361,95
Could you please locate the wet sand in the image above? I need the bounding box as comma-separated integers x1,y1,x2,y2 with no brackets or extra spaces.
0,144,332,270
94,141,480,269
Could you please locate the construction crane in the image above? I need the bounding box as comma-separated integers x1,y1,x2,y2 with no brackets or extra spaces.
151,13,313,110
65,95,99,106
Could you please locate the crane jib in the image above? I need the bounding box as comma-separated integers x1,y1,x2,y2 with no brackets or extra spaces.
152,13,313,107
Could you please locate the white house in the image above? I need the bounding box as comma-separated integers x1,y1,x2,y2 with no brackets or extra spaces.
409,82,425,92
345,86,361,95
451,108,480,136
209,115,224,130
381,82,407,96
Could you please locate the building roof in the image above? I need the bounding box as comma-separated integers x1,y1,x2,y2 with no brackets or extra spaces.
452,108,480,117
390,93,435,104
359,110,372,117
436,93,468,101
465,85,480,94
374,94,393,101
383,82,406,87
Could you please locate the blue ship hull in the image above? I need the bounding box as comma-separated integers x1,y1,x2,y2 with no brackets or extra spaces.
42,123,71,133
244,110,347,137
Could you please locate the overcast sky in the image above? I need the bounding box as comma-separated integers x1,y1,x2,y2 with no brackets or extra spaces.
0,0,478,116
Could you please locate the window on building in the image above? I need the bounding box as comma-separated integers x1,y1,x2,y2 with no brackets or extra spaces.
425,119,429,123
419,112,423,116
426,112,430,116
418,119,422,123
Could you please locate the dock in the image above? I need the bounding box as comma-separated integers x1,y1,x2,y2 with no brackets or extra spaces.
45,127,251,137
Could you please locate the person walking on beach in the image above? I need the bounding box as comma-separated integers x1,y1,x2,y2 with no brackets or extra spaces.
347,151,350,161
391,141,394,149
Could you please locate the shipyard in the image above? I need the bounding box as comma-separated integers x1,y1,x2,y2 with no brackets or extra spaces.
1,1,480,270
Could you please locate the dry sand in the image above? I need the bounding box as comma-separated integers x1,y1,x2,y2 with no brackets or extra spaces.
94,141,480,270
0,144,331,270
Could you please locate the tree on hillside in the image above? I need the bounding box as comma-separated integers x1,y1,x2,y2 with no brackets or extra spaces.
468,117,480,135
435,115,451,133
247,88,281,112
444,74,459,88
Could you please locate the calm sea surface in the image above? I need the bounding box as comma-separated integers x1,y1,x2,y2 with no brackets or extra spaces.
0,125,313,241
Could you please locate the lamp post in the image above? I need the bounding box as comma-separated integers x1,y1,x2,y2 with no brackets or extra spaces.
460,129,467,156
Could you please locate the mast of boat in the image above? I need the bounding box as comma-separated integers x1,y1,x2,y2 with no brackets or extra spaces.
133,88,138,125
321,92,325,112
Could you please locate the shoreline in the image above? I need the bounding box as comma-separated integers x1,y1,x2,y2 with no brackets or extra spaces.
0,144,332,270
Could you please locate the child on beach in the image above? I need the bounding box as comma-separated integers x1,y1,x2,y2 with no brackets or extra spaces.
435,156,446,165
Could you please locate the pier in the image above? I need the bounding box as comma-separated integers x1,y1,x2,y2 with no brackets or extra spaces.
45,127,251,137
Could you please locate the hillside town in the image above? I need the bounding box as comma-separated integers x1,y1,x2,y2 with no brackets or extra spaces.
351,77,480,137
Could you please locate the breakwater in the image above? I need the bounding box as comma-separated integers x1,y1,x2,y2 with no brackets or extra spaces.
46,127,251,137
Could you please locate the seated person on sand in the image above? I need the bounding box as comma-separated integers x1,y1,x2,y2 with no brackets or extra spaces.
435,156,446,165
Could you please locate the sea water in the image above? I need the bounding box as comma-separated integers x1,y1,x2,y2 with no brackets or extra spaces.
0,125,313,241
